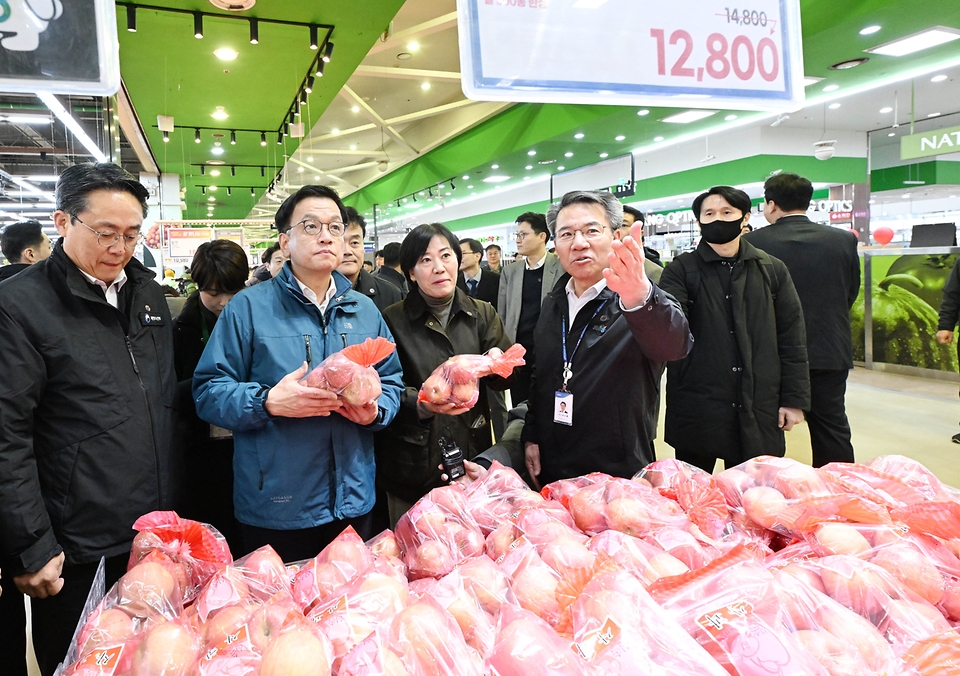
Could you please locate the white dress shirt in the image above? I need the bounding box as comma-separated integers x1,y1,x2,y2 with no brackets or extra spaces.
295,274,338,315
525,253,547,271
565,277,607,325
78,268,128,309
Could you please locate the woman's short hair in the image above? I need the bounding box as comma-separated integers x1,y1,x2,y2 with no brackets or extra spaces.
399,223,461,279
191,240,249,293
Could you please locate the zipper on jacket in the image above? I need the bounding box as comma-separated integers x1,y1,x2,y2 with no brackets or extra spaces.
124,336,143,385
340,333,348,348
259,471,264,490
303,334,312,368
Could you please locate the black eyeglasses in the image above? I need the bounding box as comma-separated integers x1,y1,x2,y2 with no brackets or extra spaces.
72,215,142,249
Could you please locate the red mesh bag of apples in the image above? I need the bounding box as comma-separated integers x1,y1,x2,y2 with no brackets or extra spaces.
417,344,525,408
301,336,396,406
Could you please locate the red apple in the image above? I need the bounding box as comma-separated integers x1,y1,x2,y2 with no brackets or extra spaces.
258,627,331,676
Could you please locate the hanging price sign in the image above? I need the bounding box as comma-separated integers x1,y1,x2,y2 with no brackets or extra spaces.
457,0,803,111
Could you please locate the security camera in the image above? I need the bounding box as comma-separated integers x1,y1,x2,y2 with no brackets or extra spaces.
377,161,389,173
813,140,836,161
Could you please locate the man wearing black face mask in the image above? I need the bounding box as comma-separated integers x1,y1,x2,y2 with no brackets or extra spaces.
658,185,810,473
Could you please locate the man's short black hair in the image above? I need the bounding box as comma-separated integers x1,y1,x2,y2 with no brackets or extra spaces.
382,241,402,267
692,186,752,221
516,212,549,240
375,249,385,258
56,163,150,219
274,185,348,234
261,243,280,265
764,173,814,212
399,223,461,279
622,205,645,225
191,239,249,293
1,220,44,263
344,206,366,238
485,244,502,254
461,238,484,256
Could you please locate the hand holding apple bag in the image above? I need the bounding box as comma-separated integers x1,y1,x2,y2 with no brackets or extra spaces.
301,336,397,407
417,344,525,410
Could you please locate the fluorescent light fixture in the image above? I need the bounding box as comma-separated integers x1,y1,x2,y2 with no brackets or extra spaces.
661,110,718,124
482,175,511,183
37,93,107,162
860,25,881,36
214,48,238,61
0,114,52,125
865,27,960,57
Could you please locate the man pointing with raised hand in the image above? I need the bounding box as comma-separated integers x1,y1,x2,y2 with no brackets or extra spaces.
521,190,692,488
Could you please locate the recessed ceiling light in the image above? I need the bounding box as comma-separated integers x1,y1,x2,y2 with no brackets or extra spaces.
211,106,229,120
421,82,431,90
208,196,216,202
830,58,869,69
314,175,320,180
599,152,609,158
803,77,824,86
482,175,511,183
574,133,584,139
860,25,881,35
931,74,948,82
615,135,626,141
523,177,531,181
297,166,304,172
462,175,470,180
564,152,573,158
888,132,896,137
527,150,536,156
209,169,221,176
471,192,476,195
902,194,911,198
725,114,738,121
557,166,565,171
928,112,941,117
209,185,219,191
214,47,238,61
351,106,360,113
829,103,841,109
869,199,876,204
307,157,314,162
467,185,473,189
823,84,840,92
661,110,717,123
525,165,532,170
408,41,419,52
654,136,665,142
879,107,893,113
865,27,960,57
491,164,499,169
211,147,225,155
350,144,357,150
397,52,412,60
331,128,340,135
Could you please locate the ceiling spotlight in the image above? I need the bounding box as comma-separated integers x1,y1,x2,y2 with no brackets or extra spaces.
261,166,265,176
277,132,283,144
525,165,533,170
829,102,842,109
193,12,203,39
322,41,334,62
421,82,431,90
211,106,228,120
230,166,236,176
201,186,206,194
208,196,215,202
309,25,319,50
195,128,201,143
249,19,259,44
209,185,218,191
316,60,325,77
653,136,665,142
450,179,456,190
931,74,948,82
829,58,869,70
211,146,224,155
210,169,220,176
126,5,136,32
574,133,584,139
162,131,169,142
230,130,236,145
260,132,267,146
288,112,295,125
527,150,536,156
251,188,256,197
880,107,893,113
227,187,232,196
491,164,499,169
214,48,238,61
305,76,315,93
637,109,650,116
599,152,609,158
860,25,881,35
615,135,626,141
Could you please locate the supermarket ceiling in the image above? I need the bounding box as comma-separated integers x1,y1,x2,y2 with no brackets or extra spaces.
7,0,960,231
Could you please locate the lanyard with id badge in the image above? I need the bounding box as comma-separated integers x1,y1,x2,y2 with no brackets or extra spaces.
556,299,609,426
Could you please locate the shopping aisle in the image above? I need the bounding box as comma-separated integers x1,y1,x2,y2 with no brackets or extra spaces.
653,366,960,487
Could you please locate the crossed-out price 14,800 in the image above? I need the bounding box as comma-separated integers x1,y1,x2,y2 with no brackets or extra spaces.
650,28,780,84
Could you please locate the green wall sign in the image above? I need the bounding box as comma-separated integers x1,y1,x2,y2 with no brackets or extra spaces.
901,125,960,160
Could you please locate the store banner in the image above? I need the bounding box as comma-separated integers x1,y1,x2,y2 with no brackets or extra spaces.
900,124,960,161
0,0,120,95
167,228,213,265
457,0,804,110
214,228,245,247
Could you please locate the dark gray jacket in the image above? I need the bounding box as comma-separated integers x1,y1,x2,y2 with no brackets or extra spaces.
0,244,180,574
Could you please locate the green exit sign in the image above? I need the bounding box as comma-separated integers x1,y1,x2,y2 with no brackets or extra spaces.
901,125,960,160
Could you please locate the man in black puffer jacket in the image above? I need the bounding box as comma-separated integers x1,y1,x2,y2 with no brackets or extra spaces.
0,163,181,676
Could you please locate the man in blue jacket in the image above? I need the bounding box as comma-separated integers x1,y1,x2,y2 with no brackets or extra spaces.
194,185,403,562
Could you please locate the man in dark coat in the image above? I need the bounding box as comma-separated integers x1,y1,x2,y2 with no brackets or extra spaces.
746,173,859,466
0,219,51,281
522,190,692,487
457,237,501,310
0,163,180,675
660,185,810,474
339,207,402,313
375,241,408,297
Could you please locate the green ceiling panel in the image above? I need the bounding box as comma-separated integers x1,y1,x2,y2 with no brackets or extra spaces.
871,160,960,192
118,0,406,220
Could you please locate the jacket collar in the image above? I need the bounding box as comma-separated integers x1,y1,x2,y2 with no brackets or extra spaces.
355,267,379,295
695,238,764,263
275,263,357,312
0,262,30,280
50,240,155,305
547,271,616,305
403,284,475,322
774,214,814,226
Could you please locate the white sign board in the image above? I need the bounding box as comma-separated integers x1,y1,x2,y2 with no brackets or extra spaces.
0,0,121,95
167,228,213,265
457,0,804,111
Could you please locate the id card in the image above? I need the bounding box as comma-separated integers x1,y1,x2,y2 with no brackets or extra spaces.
554,392,573,426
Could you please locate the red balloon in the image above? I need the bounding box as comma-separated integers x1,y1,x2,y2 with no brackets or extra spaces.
873,226,894,246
